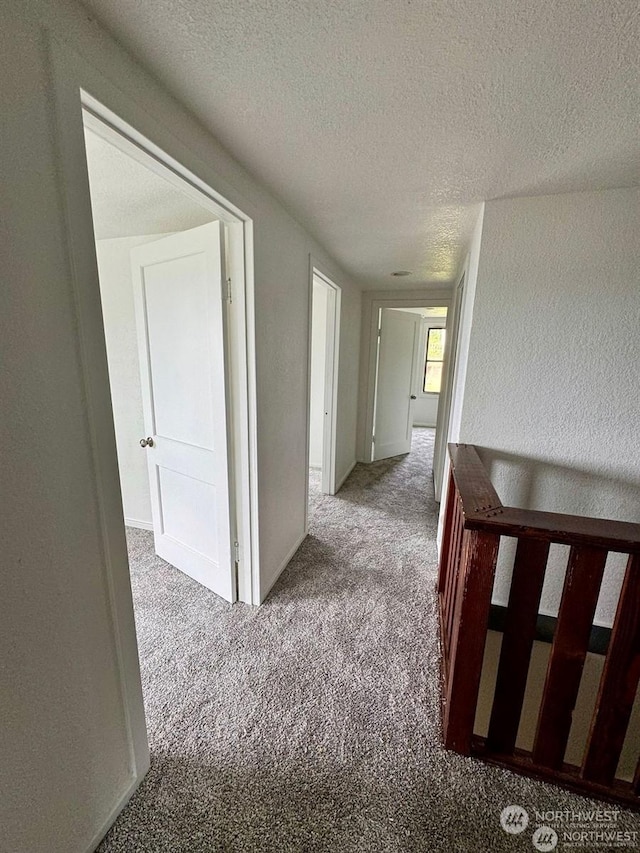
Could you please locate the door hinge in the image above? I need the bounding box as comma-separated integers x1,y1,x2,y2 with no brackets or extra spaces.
377,328,382,339
233,541,240,597
225,277,233,304
372,433,376,443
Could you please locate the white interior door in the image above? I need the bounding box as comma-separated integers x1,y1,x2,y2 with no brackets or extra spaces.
131,221,235,601
373,308,421,460
309,279,328,471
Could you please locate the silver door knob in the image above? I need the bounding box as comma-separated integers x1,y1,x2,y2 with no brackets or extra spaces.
139,437,154,448
410,395,417,400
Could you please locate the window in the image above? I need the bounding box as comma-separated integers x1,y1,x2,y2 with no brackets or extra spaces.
423,327,446,393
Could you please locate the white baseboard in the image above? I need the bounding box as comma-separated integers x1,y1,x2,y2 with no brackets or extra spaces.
125,517,153,531
413,422,437,428
334,459,356,492
83,770,143,853
259,528,308,604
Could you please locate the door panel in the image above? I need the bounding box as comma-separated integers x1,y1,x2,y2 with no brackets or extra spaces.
131,221,234,601
157,468,219,557
144,253,216,448
373,309,421,460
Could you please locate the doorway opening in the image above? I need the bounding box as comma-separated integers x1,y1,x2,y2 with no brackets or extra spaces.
365,299,453,496
307,268,341,516
78,101,257,605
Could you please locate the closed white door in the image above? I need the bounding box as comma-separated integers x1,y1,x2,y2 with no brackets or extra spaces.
131,221,235,601
373,309,421,460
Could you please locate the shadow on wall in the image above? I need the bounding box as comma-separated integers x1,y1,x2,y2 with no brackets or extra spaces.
474,446,640,525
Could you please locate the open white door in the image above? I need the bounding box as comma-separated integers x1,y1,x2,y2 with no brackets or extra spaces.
373,308,421,461
308,271,341,496
131,221,235,601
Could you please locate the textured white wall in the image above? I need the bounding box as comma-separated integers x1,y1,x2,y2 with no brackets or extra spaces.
331,272,361,489
458,187,640,626
96,236,168,528
0,1,361,849
436,206,484,545
309,280,328,469
2,12,135,851
448,208,484,443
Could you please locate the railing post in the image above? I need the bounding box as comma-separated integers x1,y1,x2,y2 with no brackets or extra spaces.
532,545,607,769
443,528,500,754
487,538,550,755
582,553,640,785
437,469,456,595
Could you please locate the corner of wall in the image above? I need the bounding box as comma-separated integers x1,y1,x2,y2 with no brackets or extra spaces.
436,203,485,551
447,203,485,444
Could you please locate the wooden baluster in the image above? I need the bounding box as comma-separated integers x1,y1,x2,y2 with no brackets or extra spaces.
532,545,608,769
487,538,550,755
443,491,461,635
443,528,500,754
437,470,456,596
582,554,640,785
445,497,463,646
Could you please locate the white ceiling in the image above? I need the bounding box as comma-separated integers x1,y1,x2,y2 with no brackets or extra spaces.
80,0,639,287
84,128,214,239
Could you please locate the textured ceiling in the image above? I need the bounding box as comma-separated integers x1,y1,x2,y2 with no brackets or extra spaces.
84,128,214,239
80,0,639,288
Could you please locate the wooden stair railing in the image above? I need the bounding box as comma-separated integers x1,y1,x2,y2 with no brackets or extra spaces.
438,443,640,808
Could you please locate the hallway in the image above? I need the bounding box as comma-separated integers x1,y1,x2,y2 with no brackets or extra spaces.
99,429,639,852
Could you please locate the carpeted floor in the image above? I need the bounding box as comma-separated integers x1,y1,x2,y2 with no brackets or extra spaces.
99,429,640,852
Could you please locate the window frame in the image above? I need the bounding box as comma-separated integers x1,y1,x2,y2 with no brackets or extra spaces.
422,325,446,395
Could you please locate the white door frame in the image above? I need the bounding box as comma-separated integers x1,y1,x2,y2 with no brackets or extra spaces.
360,289,453,466
49,37,259,839
306,263,341,513
81,108,255,604
360,289,453,462
433,273,466,500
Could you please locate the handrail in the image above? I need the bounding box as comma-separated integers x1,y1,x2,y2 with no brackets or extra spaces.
449,443,640,553
438,443,640,809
